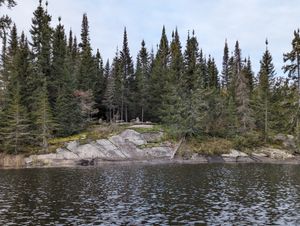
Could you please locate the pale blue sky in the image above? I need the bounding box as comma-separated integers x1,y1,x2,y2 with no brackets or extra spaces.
3,0,300,74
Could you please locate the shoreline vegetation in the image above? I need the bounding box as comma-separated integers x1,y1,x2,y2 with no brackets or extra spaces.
1,0,300,164
0,123,299,168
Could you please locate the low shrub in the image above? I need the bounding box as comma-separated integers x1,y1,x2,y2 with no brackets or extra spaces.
233,131,263,151
188,137,233,155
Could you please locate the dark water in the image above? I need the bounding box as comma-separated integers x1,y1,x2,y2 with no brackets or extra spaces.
0,164,300,225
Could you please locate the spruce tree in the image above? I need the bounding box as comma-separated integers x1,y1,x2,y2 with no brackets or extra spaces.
283,29,300,141
256,40,275,141
207,56,219,89
103,60,116,122
55,63,83,136
244,57,254,93
0,0,16,38
160,29,184,128
119,27,134,122
3,23,18,99
135,40,150,122
149,26,170,121
1,83,30,154
183,31,199,93
170,28,183,81
30,0,52,86
94,49,104,113
33,79,55,152
231,41,242,100
111,49,122,121
235,66,254,133
221,40,229,89
199,49,208,88
50,17,66,106
78,13,96,91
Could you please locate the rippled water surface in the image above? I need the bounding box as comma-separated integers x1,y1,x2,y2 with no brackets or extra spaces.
1,163,300,225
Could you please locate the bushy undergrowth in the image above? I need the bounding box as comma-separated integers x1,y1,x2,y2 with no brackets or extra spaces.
187,137,233,155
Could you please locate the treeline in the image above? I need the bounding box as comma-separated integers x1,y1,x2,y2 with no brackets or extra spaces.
1,0,300,154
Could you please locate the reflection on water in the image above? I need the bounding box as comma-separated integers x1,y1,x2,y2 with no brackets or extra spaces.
0,163,300,225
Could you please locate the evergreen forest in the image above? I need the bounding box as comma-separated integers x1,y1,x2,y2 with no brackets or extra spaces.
1,0,300,154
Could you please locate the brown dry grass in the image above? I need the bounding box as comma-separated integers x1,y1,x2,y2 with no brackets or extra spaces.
0,153,25,168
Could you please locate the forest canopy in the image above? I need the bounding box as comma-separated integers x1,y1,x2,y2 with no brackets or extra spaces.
1,0,300,154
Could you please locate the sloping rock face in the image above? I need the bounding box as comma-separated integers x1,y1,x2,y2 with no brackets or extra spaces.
24,129,174,166
255,147,294,160
274,134,297,150
221,149,255,163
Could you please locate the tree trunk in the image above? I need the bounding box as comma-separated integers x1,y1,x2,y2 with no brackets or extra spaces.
297,54,300,142
264,98,268,143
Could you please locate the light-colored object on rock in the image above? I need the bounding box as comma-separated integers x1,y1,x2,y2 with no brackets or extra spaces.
258,147,294,160
222,149,248,158
129,124,154,129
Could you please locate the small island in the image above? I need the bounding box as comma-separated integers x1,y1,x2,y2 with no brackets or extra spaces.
2,1,300,225
1,1,300,169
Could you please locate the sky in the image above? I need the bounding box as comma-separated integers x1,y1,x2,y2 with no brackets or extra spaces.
2,0,300,75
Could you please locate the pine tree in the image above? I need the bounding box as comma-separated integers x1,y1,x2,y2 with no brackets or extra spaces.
135,40,150,122
111,49,122,121
33,79,55,152
256,40,275,141
30,0,52,86
0,31,8,99
160,29,184,128
119,27,134,122
231,41,242,100
55,63,83,136
103,60,116,122
17,33,33,106
94,49,104,113
235,66,254,133
149,26,170,121
170,28,183,81
283,29,300,141
221,39,229,89
207,55,219,89
50,17,66,106
78,13,97,91
183,31,199,93
3,23,18,100
1,83,30,154
244,57,254,93
199,49,208,88
0,0,16,38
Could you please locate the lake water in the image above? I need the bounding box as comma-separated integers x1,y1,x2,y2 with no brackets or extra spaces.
0,163,300,225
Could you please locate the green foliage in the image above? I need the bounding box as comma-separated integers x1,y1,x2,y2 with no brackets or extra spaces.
33,80,56,152
188,137,233,155
233,131,263,151
2,1,300,155
0,0,16,38
1,84,30,154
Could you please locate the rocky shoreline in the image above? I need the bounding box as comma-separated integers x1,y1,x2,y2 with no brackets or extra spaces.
1,129,300,168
